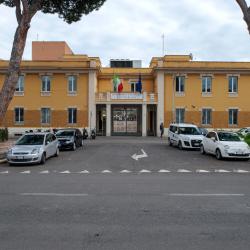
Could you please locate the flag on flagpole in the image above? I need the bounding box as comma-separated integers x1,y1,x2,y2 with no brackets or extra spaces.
113,74,123,92
136,74,142,93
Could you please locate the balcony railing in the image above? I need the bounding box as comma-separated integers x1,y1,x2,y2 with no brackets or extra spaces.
95,92,158,103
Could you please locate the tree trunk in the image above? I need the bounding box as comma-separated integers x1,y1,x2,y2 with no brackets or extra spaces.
236,0,250,34
0,18,30,126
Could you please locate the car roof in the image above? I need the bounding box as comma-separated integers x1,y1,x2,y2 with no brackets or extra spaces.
170,123,198,128
57,128,77,131
23,132,49,135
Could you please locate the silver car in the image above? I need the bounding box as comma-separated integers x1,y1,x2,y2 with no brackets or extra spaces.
7,132,59,165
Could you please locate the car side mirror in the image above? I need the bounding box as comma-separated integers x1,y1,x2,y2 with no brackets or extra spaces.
46,140,50,145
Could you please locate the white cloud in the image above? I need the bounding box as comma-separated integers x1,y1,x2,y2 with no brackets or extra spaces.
1,0,250,66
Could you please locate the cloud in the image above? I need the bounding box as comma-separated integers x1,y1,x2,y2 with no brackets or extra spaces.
0,0,250,66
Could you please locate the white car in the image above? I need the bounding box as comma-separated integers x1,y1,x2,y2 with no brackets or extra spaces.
237,127,250,136
7,132,59,165
201,131,250,160
168,123,204,149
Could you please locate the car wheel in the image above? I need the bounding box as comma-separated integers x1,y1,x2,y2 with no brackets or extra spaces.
72,142,76,151
54,147,59,157
168,138,173,146
178,141,183,150
215,149,222,160
200,145,206,155
40,153,46,165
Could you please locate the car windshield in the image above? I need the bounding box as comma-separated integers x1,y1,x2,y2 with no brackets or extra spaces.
217,132,241,142
56,130,74,137
178,127,201,135
16,134,44,145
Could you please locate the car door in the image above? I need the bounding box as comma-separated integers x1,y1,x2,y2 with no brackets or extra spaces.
171,126,178,145
51,134,58,155
204,132,214,153
45,134,53,157
208,132,218,154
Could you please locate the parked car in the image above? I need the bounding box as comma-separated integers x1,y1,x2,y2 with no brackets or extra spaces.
237,127,250,137
201,131,250,160
7,132,59,165
198,127,208,136
168,123,204,149
56,128,83,150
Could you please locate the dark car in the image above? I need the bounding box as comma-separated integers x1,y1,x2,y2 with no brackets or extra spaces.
56,128,83,151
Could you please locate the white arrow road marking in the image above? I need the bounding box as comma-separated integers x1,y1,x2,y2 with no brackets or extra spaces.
120,170,131,173
20,170,30,174
196,170,210,173
139,169,151,173
102,170,112,173
233,169,249,173
79,170,90,174
158,169,171,173
131,149,148,161
40,170,49,174
59,170,71,174
215,169,231,173
177,169,191,173
0,171,9,174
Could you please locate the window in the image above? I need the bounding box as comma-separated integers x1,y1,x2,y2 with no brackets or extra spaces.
175,76,185,93
41,108,51,124
130,82,136,92
202,76,212,93
228,76,238,93
68,76,77,93
202,109,212,125
176,108,185,123
41,76,51,92
229,109,238,125
68,108,77,124
14,107,24,123
15,75,24,92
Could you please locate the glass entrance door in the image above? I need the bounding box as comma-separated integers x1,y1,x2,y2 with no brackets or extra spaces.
112,105,142,136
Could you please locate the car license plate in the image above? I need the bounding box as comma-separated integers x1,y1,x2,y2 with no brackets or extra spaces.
194,143,199,146
16,156,23,159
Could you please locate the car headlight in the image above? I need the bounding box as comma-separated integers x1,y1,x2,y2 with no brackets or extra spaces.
31,148,39,154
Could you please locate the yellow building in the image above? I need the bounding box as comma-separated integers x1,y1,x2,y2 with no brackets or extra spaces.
0,41,250,137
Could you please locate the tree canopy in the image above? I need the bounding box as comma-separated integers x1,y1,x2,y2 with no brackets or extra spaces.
0,0,106,24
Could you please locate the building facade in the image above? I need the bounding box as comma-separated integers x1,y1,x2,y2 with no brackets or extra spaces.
0,41,250,137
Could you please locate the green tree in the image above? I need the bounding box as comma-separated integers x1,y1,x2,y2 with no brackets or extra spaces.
0,0,106,124
236,0,250,33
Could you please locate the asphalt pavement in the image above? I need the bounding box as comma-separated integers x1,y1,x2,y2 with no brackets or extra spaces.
0,137,250,250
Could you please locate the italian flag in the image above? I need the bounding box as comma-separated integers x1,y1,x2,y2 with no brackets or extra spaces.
113,75,123,92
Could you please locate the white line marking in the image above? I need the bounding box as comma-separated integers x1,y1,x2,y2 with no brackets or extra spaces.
177,169,191,173
0,171,9,174
159,169,171,173
59,170,71,174
79,170,90,174
40,170,49,174
102,170,112,173
233,169,249,173
20,193,88,197
169,193,245,197
196,169,210,173
215,169,231,173
120,170,131,173
139,169,151,173
20,170,30,174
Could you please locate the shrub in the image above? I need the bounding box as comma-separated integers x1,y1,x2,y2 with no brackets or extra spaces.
244,133,250,146
0,128,8,142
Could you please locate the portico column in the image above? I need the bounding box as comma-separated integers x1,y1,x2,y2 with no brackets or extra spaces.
88,69,97,132
106,104,111,136
142,103,147,137
157,71,165,137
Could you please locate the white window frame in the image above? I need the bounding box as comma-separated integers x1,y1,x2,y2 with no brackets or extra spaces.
176,108,185,123
68,76,77,94
41,76,51,93
14,107,24,124
15,75,24,95
41,108,51,124
202,108,212,125
68,108,77,124
228,76,238,94
229,108,238,125
202,76,212,94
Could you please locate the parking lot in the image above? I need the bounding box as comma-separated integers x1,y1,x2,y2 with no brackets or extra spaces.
1,136,250,174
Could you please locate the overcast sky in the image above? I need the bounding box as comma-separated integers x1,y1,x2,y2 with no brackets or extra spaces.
1,0,250,67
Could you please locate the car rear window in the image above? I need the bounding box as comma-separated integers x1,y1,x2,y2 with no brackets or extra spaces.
56,130,74,137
